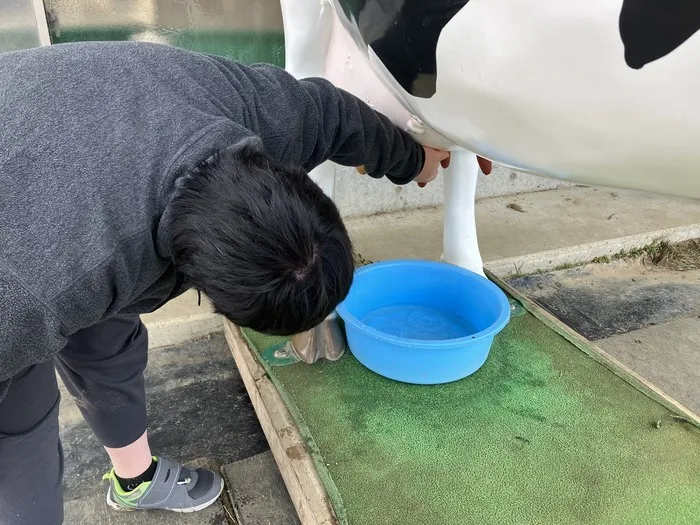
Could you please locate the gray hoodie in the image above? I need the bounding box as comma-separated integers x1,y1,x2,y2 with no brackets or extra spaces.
0,41,424,399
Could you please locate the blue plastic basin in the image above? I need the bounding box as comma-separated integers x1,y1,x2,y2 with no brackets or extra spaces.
336,260,511,384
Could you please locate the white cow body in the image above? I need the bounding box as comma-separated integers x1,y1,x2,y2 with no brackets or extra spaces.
280,0,700,275
420,0,700,198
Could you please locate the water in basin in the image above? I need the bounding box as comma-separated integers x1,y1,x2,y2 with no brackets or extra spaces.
361,304,477,341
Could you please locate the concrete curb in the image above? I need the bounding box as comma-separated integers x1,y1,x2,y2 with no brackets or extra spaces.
143,312,223,349
486,223,700,277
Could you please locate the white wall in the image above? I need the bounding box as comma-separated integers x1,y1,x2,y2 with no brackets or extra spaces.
334,164,572,218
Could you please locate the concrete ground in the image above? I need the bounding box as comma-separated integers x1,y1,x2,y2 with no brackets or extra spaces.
347,185,700,273
60,185,700,524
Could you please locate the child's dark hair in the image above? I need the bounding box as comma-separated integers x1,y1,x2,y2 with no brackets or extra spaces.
169,137,354,336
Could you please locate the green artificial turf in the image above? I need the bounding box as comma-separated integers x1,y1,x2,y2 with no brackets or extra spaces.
243,310,700,525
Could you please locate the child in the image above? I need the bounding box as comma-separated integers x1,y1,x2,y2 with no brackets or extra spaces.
0,40,448,523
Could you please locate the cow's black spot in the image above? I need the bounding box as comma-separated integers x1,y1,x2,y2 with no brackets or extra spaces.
619,0,700,69
337,0,470,97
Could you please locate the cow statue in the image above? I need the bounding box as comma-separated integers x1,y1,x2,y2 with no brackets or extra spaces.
279,0,700,277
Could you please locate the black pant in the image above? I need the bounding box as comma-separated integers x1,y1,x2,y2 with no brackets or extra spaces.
0,315,149,525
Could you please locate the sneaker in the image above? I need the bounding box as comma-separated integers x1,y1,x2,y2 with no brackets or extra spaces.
103,456,224,513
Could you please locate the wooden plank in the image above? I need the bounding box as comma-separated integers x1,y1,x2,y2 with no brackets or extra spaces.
224,321,340,525
487,269,700,428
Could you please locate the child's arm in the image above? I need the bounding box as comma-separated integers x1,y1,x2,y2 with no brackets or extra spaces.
242,65,428,185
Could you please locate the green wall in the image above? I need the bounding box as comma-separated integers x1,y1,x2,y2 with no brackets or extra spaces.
53,27,284,66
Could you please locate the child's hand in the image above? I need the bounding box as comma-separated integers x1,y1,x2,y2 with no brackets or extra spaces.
415,147,450,187
355,150,492,185
414,149,492,187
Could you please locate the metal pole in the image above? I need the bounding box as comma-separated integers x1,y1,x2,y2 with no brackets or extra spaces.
31,0,52,46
